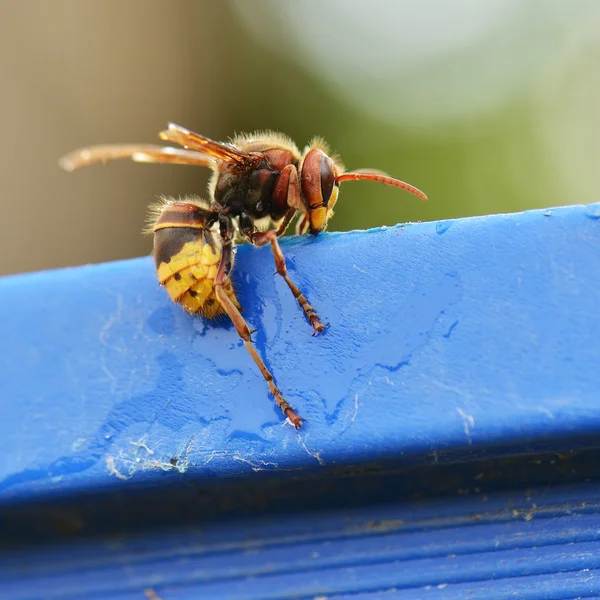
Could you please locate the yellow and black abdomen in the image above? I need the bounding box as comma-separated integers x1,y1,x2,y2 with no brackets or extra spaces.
151,200,239,318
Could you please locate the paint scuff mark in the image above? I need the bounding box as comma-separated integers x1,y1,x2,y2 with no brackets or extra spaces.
106,455,129,480
99,294,125,352
106,436,196,479
298,433,325,465
232,456,280,472
456,407,475,445
130,439,154,455
351,393,359,423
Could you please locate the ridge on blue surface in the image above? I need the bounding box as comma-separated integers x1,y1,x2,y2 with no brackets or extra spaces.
4,479,600,599
0,203,599,502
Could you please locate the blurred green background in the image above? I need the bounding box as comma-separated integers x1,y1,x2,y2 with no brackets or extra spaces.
1,0,598,275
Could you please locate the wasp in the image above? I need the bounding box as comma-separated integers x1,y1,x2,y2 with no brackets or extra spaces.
60,124,427,428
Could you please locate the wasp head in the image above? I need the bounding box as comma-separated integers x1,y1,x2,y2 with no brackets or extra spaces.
300,142,428,235
300,145,341,235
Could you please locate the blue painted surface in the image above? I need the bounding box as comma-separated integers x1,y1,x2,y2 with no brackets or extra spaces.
3,482,600,598
1,203,599,502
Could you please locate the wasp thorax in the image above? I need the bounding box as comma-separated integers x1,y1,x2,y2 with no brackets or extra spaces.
301,148,340,234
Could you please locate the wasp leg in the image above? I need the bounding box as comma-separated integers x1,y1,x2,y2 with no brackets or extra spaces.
215,215,303,428
269,162,307,235
275,163,308,235
275,207,296,237
215,285,303,428
251,229,327,336
295,213,310,235
270,165,326,335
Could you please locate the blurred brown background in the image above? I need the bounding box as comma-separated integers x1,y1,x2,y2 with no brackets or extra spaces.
1,0,599,275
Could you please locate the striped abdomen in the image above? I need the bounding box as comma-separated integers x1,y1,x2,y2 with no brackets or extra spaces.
152,200,239,318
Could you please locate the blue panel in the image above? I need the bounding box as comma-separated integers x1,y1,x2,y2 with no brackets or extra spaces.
2,483,600,599
0,203,599,502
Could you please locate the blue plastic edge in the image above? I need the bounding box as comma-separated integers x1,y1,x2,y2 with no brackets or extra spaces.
0,202,599,503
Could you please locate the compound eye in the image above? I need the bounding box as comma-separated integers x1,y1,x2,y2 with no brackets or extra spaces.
320,155,336,206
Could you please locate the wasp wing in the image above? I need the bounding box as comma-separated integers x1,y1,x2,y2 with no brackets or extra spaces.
159,123,262,171
59,144,217,172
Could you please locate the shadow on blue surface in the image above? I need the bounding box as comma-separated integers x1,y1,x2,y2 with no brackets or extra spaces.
0,437,599,547
3,447,600,598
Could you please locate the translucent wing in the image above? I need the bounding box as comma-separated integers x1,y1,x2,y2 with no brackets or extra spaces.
159,123,260,169
59,144,217,172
